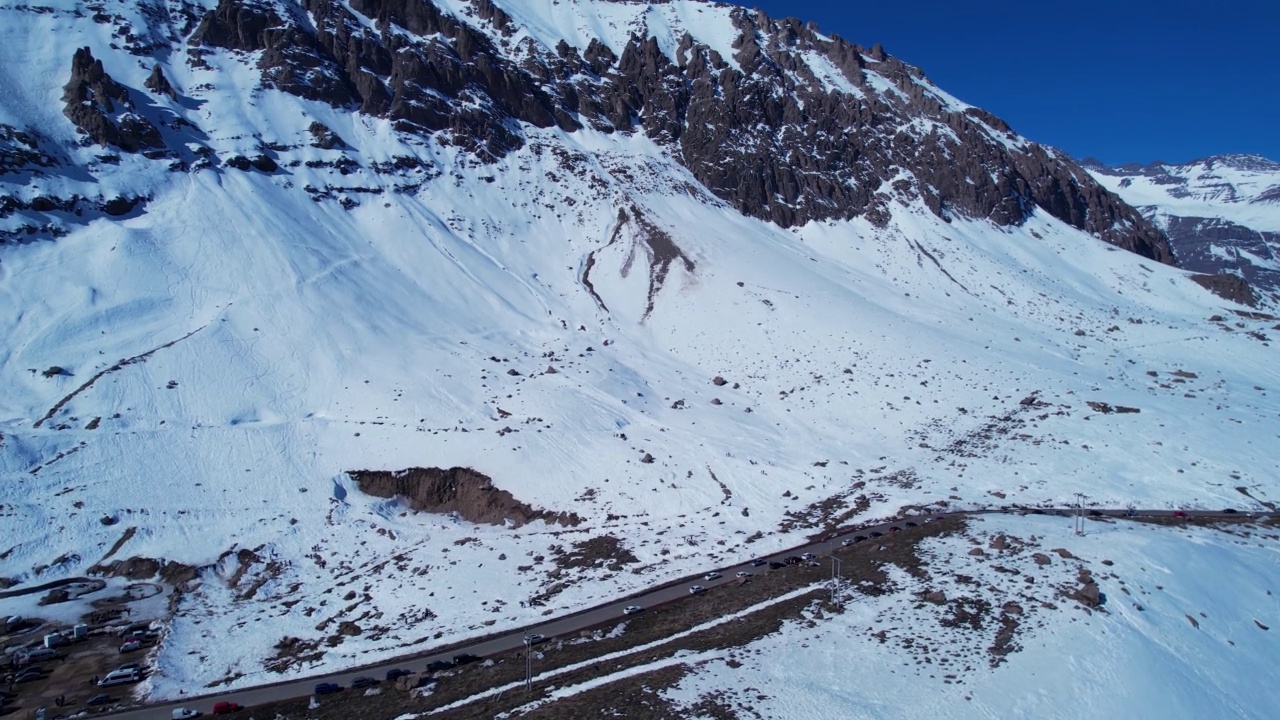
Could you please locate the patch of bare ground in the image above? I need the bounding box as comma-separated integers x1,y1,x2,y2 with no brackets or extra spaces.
241,520,962,720
349,467,582,527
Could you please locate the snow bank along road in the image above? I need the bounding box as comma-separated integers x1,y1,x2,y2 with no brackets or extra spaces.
104,507,1257,719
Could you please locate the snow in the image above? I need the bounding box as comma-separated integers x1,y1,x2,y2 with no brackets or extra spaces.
662,515,1280,719
1,0,1279,709
1089,159,1280,233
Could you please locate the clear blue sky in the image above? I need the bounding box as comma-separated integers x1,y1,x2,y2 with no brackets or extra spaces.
745,0,1279,166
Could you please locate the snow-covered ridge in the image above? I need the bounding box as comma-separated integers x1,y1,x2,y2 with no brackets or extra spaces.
0,0,1277,708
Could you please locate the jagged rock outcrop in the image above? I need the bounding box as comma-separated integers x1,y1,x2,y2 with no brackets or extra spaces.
62,47,164,153
177,0,1171,262
144,64,177,99
1190,272,1259,307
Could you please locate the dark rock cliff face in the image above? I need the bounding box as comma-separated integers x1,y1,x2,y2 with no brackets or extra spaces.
53,0,1169,263
62,47,164,153
1164,217,1279,303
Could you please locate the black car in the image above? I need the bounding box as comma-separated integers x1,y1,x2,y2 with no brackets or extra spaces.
869,531,883,538
350,676,379,689
314,682,342,695
905,521,918,527
853,535,867,542
768,561,785,569
784,556,801,565
426,660,453,673
452,653,480,666
750,559,767,567
1224,508,1239,514
87,694,113,706
385,668,413,682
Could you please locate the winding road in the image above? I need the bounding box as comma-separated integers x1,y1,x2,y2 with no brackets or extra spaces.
100,507,1258,719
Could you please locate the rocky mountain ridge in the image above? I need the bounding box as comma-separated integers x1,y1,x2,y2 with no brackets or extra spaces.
1084,154,1280,304
5,0,1172,264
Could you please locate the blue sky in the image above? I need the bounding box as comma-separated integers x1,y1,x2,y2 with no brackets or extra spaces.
747,0,1279,165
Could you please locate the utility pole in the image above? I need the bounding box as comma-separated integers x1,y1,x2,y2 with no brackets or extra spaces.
523,636,533,692
1074,493,1086,536
830,557,842,603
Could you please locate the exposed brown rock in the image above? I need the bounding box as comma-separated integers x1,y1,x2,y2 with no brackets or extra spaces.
349,466,580,527
62,47,164,153
144,64,177,99
1190,272,1258,307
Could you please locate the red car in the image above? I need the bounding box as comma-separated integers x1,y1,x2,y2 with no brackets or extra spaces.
212,701,241,714
1173,511,1187,518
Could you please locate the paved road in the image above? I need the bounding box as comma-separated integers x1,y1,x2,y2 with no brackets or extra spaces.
99,507,1260,719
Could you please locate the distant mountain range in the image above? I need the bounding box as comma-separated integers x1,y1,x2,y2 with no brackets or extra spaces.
1083,154,1280,304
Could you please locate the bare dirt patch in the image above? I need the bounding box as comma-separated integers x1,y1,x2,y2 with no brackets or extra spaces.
349,467,582,527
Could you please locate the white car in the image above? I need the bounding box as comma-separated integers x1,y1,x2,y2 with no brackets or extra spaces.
800,552,815,561
735,571,751,578
623,605,643,615
171,708,202,719
688,585,705,594
703,572,721,581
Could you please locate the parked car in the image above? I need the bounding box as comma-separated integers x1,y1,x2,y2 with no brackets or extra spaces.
119,639,143,653
350,676,379,689
452,653,480,666
524,634,545,645
905,521,918,527
116,663,143,674
1173,510,1187,518
212,700,241,714
750,559,766,567
385,668,412,682
171,708,202,719
623,605,643,615
314,682,342,695
800,552,815,560
425,660,453,673
735,571,751,578
1224,508,1239,514
703,572,721,581
841,538,855,546
688,585,705,594
869,531,883,538
99,668,141,687
853,535,868,542
21,647,59,663
15,668,45,683
87,693,113,706
768,561,785,569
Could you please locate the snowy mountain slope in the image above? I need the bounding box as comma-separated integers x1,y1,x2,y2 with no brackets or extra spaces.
0,0,1278,705
663,515,1280,720
1085,155,1280,303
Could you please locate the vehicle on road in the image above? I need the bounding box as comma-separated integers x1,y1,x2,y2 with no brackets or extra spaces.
171,708,201,719
888,526,900,533
623,605,643,615
314,682,342,695
735,571,751,578
524,634,546,644
425,660,453,673
1174,510,1187,518
750,559,766,567
853,535,867,542
212,700,241,714
869,531,883,538
784,556,801,565
453,653,480,666
800,552,815,560
841,538,855,546
87,694,113,706
703,572,721,581
119,639,143,653
768,561,785,569
385,668,412,682
1224,508,1239,514
350,676,379,689
689,585,705,594
905,521,918,527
